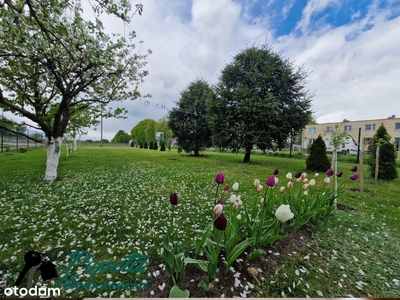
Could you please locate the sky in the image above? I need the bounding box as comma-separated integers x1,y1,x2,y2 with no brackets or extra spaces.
4,0,400,141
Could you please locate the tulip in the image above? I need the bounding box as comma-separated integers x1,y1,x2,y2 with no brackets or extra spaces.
275,204,294,223
303,178,309,183
351,166,358,172
301,173,307,179
286,172,293,180
213,204,223,215
295,177,302,183
336,171,343,177
326,168,334,176
287,181,293,189
266,176,276,187
223,184,230,191
314,173,319,178
350,174,359,181
257,184,264,193
232,182,239,191
237,195,242,205
214,214,227,230
253,179,260,188
236,214,242,220
273,168,279,175
303,190,309,196
229,194,237,203
294,171,302,178
233,202,239,210
324,177,330,184
216,199,223,205
279,186,285,193
169,193,178,205
309,179,316,186
302,183,309,190
215,173,224,184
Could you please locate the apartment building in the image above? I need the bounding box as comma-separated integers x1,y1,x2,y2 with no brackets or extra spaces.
301,115,400,151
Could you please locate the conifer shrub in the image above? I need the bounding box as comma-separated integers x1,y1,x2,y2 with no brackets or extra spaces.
160,141,166,151
153,140,158,150
144,141,148,149
149,140,154,150
306,135,331,172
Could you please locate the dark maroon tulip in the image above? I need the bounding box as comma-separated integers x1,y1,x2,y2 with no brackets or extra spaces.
351,166,358,172
266,176,276,187
326,168,334,176
350,174,359,181
214,214,227,230
294,171,302,178
216,199,223,205
169,193,178,205
336,172,343,177
223,184,229,191
215,173,225,184
273,168,279,175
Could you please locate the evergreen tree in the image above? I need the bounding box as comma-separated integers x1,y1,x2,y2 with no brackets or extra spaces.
306,135,331,172
153,140,158,150
367,124,398,180
160,141,166,151
144,141,148,149
149,140,154,150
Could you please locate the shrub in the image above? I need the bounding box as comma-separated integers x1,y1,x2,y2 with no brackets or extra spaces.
143,141,148,149
306,135,331,172
149,140,154,150
160,141,166,151
367,124,398,180
153,140,158,150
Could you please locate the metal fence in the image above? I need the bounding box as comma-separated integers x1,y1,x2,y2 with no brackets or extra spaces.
0,127,44,153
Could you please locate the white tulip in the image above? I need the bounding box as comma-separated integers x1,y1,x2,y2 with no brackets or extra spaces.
229,194,237,203
324,177,330,184
309,179,316,186
275,204,294,223
286,172,293,180
232,182,239,191
213,204,223,215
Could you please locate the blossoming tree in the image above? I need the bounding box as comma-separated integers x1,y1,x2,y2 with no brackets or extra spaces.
0,0,150,180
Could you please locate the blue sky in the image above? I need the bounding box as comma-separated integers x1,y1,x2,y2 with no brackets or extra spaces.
5,0,400,140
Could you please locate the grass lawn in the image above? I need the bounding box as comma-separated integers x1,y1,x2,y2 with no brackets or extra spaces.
0,146,399,298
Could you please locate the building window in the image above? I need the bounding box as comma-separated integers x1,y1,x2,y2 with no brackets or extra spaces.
395,138,400,150
308,127,316,133
326,126,334,132
395,123,400,130
344,125,352,132
364,124,376,131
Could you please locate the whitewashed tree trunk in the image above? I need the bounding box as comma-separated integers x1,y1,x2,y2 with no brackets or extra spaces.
44,137,63,181
73,135,78,151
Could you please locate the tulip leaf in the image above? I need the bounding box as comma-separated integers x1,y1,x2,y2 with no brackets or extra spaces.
169,285,190,298
294,211,317,231
246,248,266,261
259,234,286,246
224,238,254,273
183,257,208,272
198,280,213,292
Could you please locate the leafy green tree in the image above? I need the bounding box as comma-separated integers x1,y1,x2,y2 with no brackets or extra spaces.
0,1,150,180
168,79,213,156
131,119,155,146
156,116,173,144
208,45,313,162
306,135,330,172
367,124,398,180
111,130,131,144
145,119,157,144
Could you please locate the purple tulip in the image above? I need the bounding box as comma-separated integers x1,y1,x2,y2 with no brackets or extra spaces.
350,174,359,181
215,173,225,184
351,166,358,172
273,168,279,175
336,172,343,177
169,193,178,205
294,171,302,179
266,176,276,187
216,199,223,205
326,168,334,176
214,214,227,230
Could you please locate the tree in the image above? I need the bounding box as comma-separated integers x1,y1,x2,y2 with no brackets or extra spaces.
0,1,150,180
208,45,313,162
131,118,155,146
168,79,213,156
145,119,157,144
111,130,131,144
155,116,173,145
367,124,398,181
306,135,330,172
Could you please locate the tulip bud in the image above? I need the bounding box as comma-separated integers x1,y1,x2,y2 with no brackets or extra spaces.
253,179,260,188
294,171,302,178
336,171,343,177
287,181,293,189
324,177,330,184
326,168,334,176
351,166,358,172
275,204,294,223
279,186,285,194
302,183,309,190
215,173,224,184
301,172,307,179
295,177,302,183
169,193,178,205
314,173,319,178
309,179,316,186
273,168,279,175
216,199,223,205
232,182,239,191
266,176,276,187
274,177,279,185
257,184,263,193
286,172,293,180
350,174,359,181
213,204,223,215
233,202,239,210
214,214,227,230
223,184,230,191
229,194,237,203
302,178,309,183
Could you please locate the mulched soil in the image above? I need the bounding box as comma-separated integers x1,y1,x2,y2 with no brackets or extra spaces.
137,223,315,298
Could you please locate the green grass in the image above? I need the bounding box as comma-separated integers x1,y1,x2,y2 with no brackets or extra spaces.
0,146,399,298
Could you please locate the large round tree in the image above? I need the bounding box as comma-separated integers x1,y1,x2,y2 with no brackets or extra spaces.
208,45,313,162
168,79,213,156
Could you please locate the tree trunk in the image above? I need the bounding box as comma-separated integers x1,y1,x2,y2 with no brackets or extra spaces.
44,137,63,181
243,147,251,163
73,135,78,151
